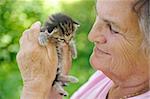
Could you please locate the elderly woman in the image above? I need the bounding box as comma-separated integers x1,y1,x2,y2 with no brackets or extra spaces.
16,0,150,99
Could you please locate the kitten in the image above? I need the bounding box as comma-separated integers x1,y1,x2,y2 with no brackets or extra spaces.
38,13,80,96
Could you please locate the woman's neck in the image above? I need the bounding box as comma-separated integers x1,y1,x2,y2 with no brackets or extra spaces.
108,80,149,99
106,65,149,99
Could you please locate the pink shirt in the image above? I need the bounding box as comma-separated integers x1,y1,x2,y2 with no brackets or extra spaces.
71,71,150,99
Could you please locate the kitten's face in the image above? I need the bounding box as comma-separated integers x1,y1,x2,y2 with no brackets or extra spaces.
51,23,79,44
44,13,80,44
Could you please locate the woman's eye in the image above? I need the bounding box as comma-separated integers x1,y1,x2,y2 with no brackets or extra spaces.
108,24,119,34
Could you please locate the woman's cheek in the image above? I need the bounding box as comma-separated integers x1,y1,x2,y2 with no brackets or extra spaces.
109,37,137,75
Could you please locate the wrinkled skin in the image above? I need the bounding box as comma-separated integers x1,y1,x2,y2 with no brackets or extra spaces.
17,22,72,99
88,0,149,98
17,0,149,99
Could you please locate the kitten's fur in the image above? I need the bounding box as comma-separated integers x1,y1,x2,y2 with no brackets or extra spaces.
38,13,79,96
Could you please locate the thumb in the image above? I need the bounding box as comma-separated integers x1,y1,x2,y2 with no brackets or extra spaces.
29,21,41,41
46,42,58,68
62,44,72,74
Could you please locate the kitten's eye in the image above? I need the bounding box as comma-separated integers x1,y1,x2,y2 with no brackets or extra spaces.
59,39,64,41
66,34,70,36
108,24,119,34
58,38,63,41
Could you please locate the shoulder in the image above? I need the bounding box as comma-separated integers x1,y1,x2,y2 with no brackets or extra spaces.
71,70,113,99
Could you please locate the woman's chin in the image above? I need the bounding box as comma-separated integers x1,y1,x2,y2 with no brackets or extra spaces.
89,53,103,70
90,52,112,71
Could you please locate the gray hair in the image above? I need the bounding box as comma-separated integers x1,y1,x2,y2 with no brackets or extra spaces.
133,0,150,53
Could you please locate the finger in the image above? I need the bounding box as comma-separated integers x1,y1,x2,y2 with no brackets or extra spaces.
16,50,22,66
29,21,41,41
19,29,30,47
62,44,72,74
46,42,58,65
16,50,30,77
16,50,26,70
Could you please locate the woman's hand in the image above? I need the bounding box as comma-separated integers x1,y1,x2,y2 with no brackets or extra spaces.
16,21,72,99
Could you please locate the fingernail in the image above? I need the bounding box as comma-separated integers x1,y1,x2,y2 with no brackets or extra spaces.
31,21,41,29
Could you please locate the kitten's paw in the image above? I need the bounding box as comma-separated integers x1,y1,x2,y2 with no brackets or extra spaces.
38,32,48,46
53,81,68,96
62,82,69,86
67,75,79,83
72,53,77,59
69,40,77,59
58,75,79,83
59,90,68,97
59,81,69,86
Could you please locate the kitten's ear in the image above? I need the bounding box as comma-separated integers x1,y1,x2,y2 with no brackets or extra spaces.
73,21,80,29
47,28,58,36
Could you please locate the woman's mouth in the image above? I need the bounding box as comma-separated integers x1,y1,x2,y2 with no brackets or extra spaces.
94,47,110,55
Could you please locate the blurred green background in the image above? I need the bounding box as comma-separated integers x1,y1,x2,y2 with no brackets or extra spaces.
0,0,96,99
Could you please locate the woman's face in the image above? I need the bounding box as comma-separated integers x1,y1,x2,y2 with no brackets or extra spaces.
88,0,146,79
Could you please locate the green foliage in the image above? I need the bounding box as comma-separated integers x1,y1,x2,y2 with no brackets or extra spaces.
0,0,96,99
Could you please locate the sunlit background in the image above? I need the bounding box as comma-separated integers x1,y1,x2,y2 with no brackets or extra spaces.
0,0,96,99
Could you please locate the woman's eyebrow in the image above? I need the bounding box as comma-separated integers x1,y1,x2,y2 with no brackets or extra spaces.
97,14,122,31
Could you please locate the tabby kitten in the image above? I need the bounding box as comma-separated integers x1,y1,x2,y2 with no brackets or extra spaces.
38,13,80,96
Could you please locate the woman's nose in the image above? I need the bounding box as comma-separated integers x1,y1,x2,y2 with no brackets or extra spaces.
88,26,107,44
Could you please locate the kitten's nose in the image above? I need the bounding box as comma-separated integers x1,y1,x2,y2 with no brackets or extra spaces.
65,38,70,44
65,40,69,44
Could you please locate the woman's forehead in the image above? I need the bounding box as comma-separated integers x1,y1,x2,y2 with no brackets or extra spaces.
95,0,132,25
96,0,133,10
95,0,140,35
